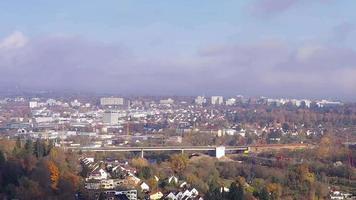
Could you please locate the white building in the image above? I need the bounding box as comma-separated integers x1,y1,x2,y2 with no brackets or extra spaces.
87,169,109,180
140,182,150,191
29,101,38,108
160,98,174,105
70,99,81,107
103,111,119,125
225,98,236,106
101,97,124,106
195,96,207,106
211,96,224,105
215,146,225,158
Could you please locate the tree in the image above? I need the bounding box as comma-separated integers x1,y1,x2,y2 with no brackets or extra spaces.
228,182,244,200
317,135,332,159
0,150,6,166
147,178,158,191
24,139,33,155
205,180,225,200
16,177,43,200
48,161,60,191
169,154,189,174
131,157,149,169
34,139,45,158
266,183,282,200
139,166,152,179
260,187,270,200
15,137,22,149
45,140,54,155
98,191,105,200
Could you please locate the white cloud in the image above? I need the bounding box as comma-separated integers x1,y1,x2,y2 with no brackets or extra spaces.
296,45,324,62
0,31,28,49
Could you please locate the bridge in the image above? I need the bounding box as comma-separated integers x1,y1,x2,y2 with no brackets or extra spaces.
67,146,248,158
66,143,311,159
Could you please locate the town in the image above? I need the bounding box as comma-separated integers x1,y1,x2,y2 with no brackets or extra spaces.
0,95,355,199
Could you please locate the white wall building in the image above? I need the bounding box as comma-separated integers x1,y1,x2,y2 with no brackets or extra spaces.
101,97,124,106
29,101,38,108
211,96,224,105
160,98,174,105
195,96,207,106
103,111,119,125
225,98,236,106
215,146,225,158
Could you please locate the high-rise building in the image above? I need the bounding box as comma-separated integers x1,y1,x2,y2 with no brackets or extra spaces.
103,111,119,125
159,98,174,105
29,101,38,108
195,96,206,106
211,96,224,105
225,98,236,106
100,97,124,106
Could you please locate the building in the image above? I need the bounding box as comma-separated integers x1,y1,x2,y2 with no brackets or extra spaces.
160,98,174,105
225,98,236,106
29,101,38,108
195,96,206,106
70,99,81,107
102,190,137,200
211,96,223,105
150,191,163,200
101,97,124,106
215,146,225,158
103,111,119,125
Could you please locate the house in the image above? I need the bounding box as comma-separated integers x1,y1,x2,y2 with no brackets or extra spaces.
164,188,202,200
150,191,163,200
140,182,150,191
126,173,141,185
179,181,187,188
88,168,109,180
329,190,353,200
103,190,138,200
168,175,179,184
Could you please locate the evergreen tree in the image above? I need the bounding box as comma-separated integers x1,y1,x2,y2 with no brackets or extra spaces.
16,137,22,149
98,192,105,200
34,139,45,158
228,182,244,200
24,139,33,155
46,140,54,156
260,187,270,200
0,150,6,166
205,180,226,200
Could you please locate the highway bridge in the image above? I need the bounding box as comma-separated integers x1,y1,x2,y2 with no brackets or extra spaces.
67,146,248,158
66,143,311,158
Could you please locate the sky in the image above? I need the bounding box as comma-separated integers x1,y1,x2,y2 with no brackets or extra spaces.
0,0,356,100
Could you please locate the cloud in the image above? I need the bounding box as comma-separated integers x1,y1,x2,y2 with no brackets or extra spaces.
250,0,298,16
331,22,356,43
0,31,28,49
198,41,356,99
250,0,333,17
0,32,355,100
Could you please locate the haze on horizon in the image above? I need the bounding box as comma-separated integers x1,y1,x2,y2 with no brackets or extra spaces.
0,0,356,100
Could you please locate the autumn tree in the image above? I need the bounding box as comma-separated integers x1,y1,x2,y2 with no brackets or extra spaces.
317,135,332,160
48,161,60,191
169,154,189,175
266,183,282,200
131,157,149,169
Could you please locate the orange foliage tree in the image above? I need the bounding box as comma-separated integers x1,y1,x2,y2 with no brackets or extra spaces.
48,160,60,190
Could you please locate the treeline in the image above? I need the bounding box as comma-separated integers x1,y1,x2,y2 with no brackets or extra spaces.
0,138,82,200
228,105,356,128
130,138,355,200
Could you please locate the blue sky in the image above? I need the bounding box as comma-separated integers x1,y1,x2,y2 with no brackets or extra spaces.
0,0,356,100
